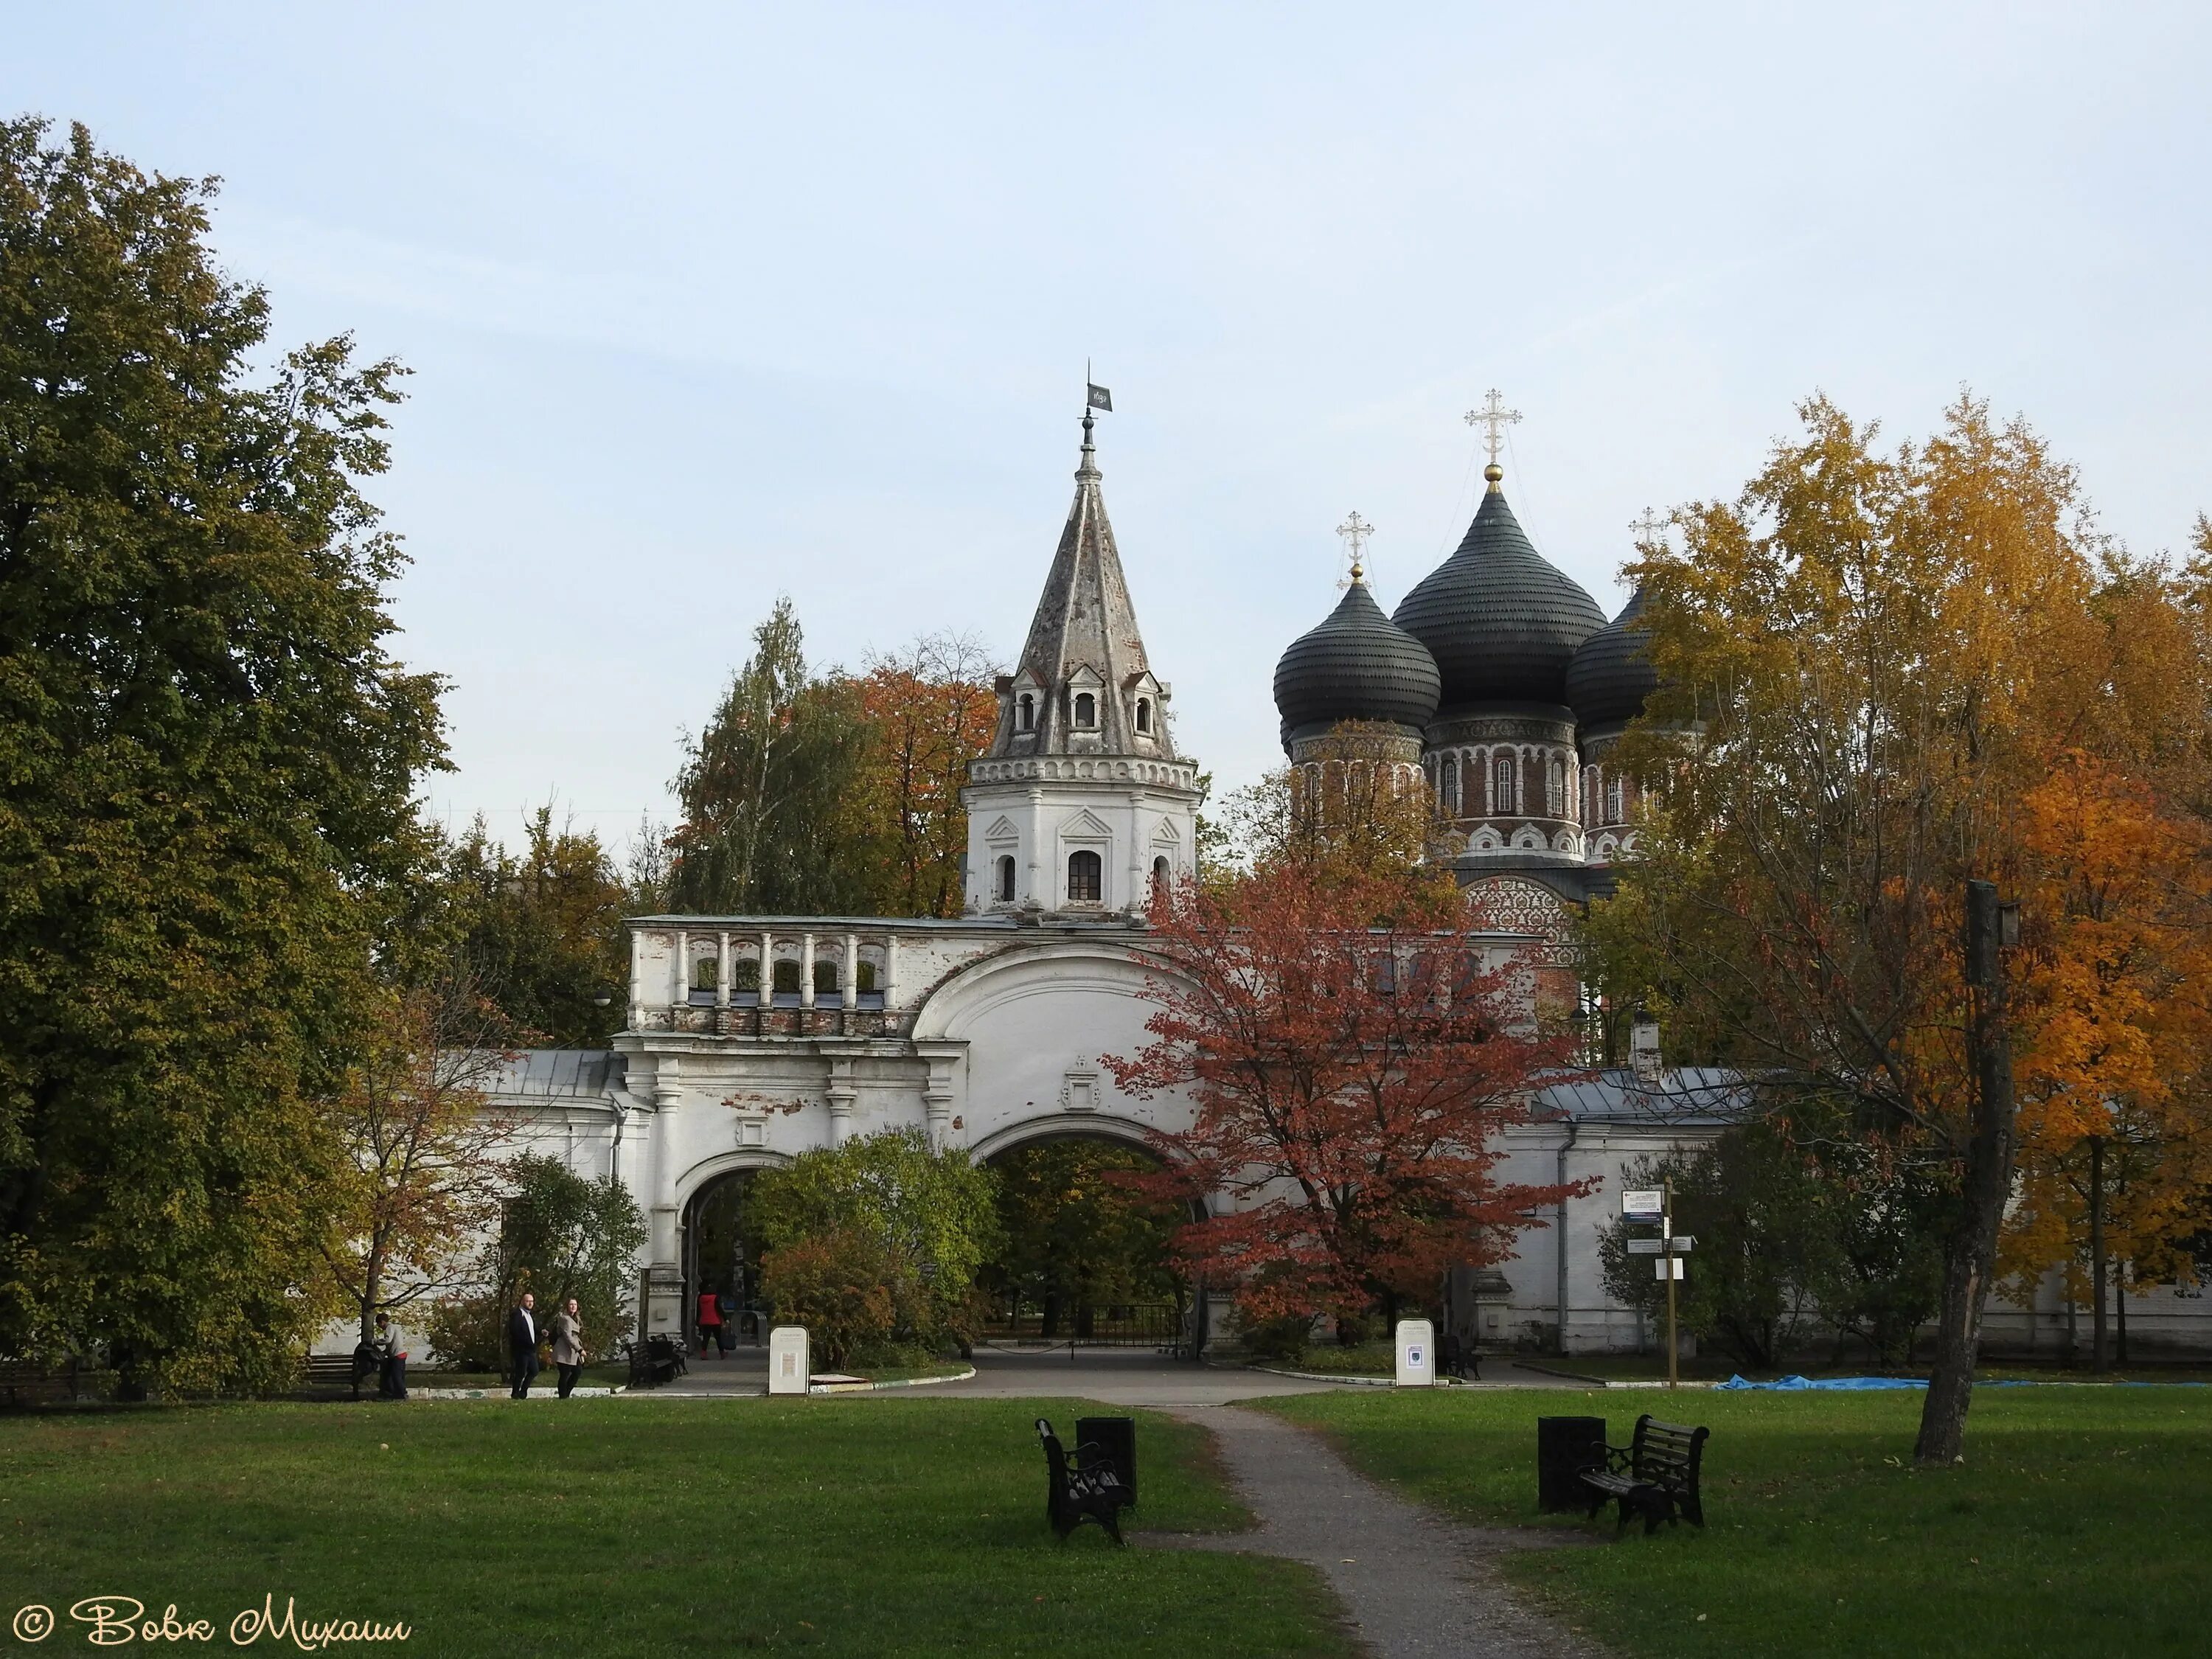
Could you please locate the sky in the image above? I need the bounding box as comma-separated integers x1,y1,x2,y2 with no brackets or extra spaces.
10,3,2211,855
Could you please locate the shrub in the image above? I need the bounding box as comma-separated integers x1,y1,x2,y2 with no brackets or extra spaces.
760,1228,920,1368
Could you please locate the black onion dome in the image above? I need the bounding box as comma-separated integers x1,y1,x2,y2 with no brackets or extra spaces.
1272,580,1442,745
1565,585,1659,730
1391,486,1606,710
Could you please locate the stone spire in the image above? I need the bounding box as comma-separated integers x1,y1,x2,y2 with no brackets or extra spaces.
990,411,1176,760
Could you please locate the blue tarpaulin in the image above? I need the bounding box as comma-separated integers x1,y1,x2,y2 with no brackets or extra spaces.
1717,1374,1925,1390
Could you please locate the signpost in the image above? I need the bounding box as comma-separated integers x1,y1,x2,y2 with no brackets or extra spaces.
1621,1182,1688,1387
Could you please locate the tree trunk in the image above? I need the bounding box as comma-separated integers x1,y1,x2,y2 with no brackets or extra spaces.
1914,890,2015,1467
2088,1136,2108,1376
2115,1259,2129,1366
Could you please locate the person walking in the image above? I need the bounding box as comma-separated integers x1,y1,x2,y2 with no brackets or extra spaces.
716,1288,737,1357
508,1290,541,1399
696,1287,723,1359
550,1296,585,1399
371,1311,409,1400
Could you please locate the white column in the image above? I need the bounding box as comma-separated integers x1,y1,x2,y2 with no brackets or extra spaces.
627,928,643,1026
825,1056,855,1145
757,931,773,1008
1024,787,1044,903
650,1060,683,1263
799,933,816,1008
882,935,900,1010
841,934,858,1009
715,931,731,1008
671,928,688,1009
1125,791,1144,914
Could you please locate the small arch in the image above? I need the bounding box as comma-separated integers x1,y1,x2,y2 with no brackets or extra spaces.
995,854,1017,902
855,960,877,994
1151,855,1170,899
1494,754,1517,815
1067,848,1103,902
1549,756,1567,818
813,959,840,996
771,959,801,996
733,958,761,994
691,956,718,992
1017,692,1035,732
1074,692,1097,728
1440,754,1459,814
1135,698,1151,733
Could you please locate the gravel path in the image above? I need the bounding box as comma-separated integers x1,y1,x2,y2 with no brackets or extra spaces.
1150,1404,1602,1659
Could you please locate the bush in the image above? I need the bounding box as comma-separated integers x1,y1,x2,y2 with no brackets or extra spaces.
1239,1312,1318,1363
760,1228,922,1369
425,1288,505,1371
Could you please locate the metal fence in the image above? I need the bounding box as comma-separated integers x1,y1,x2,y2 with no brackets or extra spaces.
983,1302,1186,1350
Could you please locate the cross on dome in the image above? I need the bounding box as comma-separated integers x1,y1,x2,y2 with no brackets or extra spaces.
1336,510,1375,585
1464,389,1523,466
1630,507,1669,548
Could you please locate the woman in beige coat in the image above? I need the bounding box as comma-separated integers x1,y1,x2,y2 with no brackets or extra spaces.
550,1297,585,1398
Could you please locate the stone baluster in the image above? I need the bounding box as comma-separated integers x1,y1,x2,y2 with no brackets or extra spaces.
757,931,773,1008
841,934,858,1009
799,933,816,1009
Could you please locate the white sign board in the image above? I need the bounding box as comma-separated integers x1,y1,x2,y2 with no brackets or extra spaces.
1621,1189,1666,1220
1394,1318,1436,1387
768,1325,810,1395
1654,1258,1686,1280
1628,1237,1697,1256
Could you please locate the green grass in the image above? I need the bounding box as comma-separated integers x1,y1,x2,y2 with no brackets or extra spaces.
1514,1352,2212,1385
1261,1386,2212,1658
0,1399,1348,1658
1262,1341,1395,1376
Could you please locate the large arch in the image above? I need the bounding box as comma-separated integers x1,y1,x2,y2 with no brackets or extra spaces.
908,939,1201,1157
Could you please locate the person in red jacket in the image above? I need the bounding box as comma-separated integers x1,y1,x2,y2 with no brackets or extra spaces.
696,1288,723,1359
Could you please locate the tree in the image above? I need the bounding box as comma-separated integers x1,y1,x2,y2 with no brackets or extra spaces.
1197,722,1446,897
430,1153,646,1370
321,967,520,1347
846,634,1000,917
0,121,443,1393
746,1126,1000,1348
1587,393,2211,1461
983,1138,1185,1336
1104,860,1582,1329
442,807,631,1046
667,599,874,916
760,1228,914,1368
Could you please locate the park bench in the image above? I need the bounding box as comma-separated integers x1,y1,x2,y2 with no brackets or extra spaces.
1578,1413,1709,1536
302,1346,378,1399
1034,1418,1127,1545
624,1335,688,1391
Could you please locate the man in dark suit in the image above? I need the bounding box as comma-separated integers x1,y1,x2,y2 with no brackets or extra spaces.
508,1290,541,1399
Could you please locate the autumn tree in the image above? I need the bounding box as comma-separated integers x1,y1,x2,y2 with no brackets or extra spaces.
0,121,444,1393
1200,721,1447,895
1586,393,2212,1461
1105,860,1581,1329
846,633,1000,917
322,966,520,1346
981,1138,1185,1337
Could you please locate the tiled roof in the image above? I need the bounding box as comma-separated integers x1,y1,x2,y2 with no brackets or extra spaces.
1272,580,1441,747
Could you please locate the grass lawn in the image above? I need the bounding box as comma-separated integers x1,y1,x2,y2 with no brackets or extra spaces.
0,1399,1347,1658
1262,1385,2212,1658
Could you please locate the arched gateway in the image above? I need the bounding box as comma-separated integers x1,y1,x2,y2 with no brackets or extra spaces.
613,921,1208,1343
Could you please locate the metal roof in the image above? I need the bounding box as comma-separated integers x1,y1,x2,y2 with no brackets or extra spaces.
1535,1066,1750,1125
1272,579,1441,748
482,1048,627,1098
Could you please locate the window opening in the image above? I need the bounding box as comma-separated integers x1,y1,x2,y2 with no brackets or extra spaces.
1074,692,1096,728
995,855,1016,902
1067,849,1102,902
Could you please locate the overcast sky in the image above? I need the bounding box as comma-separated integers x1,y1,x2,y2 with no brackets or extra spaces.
11,3,2209,852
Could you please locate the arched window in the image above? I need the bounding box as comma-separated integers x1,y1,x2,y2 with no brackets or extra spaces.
813,960,839,996
1151,855,1170,897
995,854,1016,902
1549,756,1567,818
772,959,801,996
855,961,877,994
1135,698,1151,733
734,958,761,994
1439,754,1459,814
692,956,717,992
1494,754,1517,815
1074,692,1096,728
1017,692,1034,732
1583,766,1599,828
1606,775,1625,824
1067,849,1103,902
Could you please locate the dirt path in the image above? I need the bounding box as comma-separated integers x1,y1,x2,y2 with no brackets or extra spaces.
1150,1404,1602,1659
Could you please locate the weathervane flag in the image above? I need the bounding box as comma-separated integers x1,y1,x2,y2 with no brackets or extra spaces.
1086,383,1113,412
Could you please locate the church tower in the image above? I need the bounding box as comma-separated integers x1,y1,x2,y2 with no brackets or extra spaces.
961,409,1203,918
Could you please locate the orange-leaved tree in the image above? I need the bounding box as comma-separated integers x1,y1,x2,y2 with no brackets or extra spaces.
846,633,1001,917
2003,752,2212,1368
1102,860,1583,1329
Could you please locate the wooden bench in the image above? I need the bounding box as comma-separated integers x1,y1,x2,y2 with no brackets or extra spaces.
625,1335,688,1391
1035,1417,1127,1545
303,1346,378,1399
1579,1413,1708,1535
